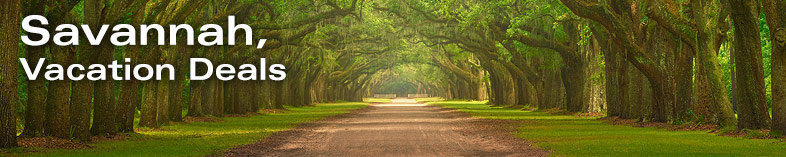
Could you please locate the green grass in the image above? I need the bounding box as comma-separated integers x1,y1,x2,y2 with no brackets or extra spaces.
430,101,786,156
6,102,368,157
363,98,392,103
414,97,444,102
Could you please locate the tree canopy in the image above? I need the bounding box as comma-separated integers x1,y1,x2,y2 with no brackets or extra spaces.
0,0,785,149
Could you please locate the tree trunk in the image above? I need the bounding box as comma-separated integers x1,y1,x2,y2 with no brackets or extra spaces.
727,0,771,129
562,62,586,112
20,0,47,137
603,44,623,117
539,69,562,109
116,79,140,133
618,56,631,119
215,78,224,116
116,7,145,133
763,0,786,135
202,78,216,115
45,45,74,138
187,80,204,117
139,81,158,128
0,0,20,148
69,0,108,141
21,37,47,138
116,45,141,133
169,45,193,121
225,81,236,114
169,61,187,121
628,64,646,120
251,81,260,112
140,48,162,128
692,0,737,127
647,75,674,122
488,60,516,106
674,43,694,121
156,77,170,125
70,74,95,141
91,43,117,136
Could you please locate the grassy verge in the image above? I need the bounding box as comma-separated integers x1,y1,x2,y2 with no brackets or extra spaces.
414,97,444,102
363,98,392,103
429,101,786,156
4,102,368,156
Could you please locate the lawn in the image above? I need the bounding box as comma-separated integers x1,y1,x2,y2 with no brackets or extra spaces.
363,98,392,103
414,97,445,102
5,102,368,157
429,101,786,156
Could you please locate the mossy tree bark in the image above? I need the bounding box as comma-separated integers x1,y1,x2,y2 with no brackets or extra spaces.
559,0,737,124
90,39,118,136
139,81,159,128
763,0,786,135
726,0,772,129
42,0,80,138
562,62,587,112
116,7,145,133
691,0,737,127
90,0,147,137
69,0,104,141
45,44,75,138
19,0,47,138
0,0,20,148
595,27,625,117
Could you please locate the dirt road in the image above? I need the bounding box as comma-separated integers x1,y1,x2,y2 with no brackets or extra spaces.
222,99,548,156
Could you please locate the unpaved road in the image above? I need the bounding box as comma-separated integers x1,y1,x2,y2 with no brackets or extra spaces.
222,99,548,156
